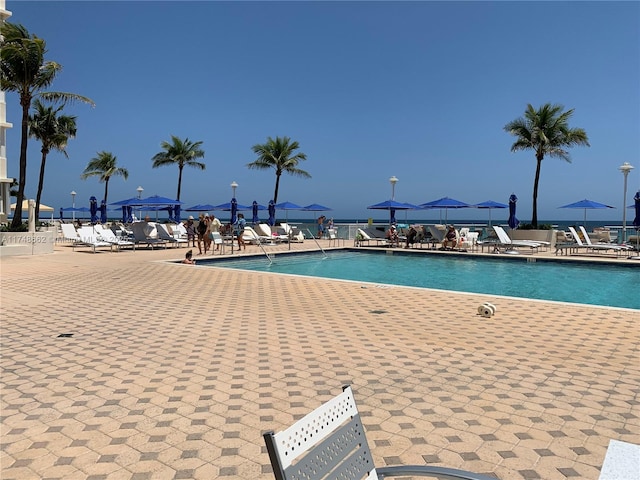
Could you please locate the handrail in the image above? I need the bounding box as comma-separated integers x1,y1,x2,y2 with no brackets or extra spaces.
306,228,328,258
246,229,273,264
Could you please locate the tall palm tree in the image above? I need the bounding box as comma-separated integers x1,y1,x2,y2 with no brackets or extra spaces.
247,136,310,204
29,99,77,222
504,103,589,228
81,151,129,205
1,22,93,229
151,136,205,201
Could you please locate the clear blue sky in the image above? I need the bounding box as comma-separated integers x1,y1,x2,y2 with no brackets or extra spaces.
6,0,640,223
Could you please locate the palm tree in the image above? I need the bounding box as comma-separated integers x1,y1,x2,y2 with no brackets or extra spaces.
504,103,589,228
1,22,93,229
151,136,205,201
28,99,77,222
81,151,129,205
247,136,310,204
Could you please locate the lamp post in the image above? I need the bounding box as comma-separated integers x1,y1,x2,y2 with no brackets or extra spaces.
231,181,238,198
70,190,76,222
619,162,634,243
389,176,398,200
136,186,144,221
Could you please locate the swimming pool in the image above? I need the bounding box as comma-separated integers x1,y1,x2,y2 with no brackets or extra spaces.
198,250,640,309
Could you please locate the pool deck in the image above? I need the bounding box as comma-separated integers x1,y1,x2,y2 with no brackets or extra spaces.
1,239,638,480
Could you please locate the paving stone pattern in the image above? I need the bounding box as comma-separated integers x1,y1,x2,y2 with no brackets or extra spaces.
1,242,639,479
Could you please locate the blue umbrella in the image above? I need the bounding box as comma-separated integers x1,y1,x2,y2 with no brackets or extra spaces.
174,204,181,223
368,199,416,225
230,198,238,225
135,195,183,206
558,198,615,227
100,200,107,224
167,205,175,223
418,197,469,224
212,201,251,211
110,196,140,206
121,205,128,223
634,191,640,229
185,204,217,211
473,200,508,227
508,194,519,229
126,206,133,223
275,201,304,225
268,200,276,226
89,196,98,224
302,203,332,212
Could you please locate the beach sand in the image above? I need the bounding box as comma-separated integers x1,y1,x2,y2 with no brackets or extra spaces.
1,240,638,479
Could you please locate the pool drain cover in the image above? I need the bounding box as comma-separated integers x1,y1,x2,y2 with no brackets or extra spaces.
57,333,73,338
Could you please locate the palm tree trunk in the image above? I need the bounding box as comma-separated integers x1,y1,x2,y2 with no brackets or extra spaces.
10,95,32,229
273,173,281,204
35,149,49,224
103,178,109,205
176,165,184,201
532,155,543,228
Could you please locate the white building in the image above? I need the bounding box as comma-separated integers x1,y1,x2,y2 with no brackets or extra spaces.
0,0,13,224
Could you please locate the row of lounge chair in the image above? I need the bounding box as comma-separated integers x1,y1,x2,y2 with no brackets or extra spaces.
59,221,307,253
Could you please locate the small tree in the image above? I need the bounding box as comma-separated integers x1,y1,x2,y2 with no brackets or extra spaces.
28,99,77,222
504,103,589,228
81,151,128,205
247,136,310,204
151,136,205,201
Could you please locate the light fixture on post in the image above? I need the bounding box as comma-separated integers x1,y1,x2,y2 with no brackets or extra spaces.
136,186,144,221
70,190,76,222
389,176,398,200
619,162,634,243
231,181,238,198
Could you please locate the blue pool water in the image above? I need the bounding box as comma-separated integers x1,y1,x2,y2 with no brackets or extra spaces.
199,251,640,309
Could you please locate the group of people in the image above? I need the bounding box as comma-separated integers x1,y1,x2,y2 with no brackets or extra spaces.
384,224,459,250
183,212,246,256
316,216,334,239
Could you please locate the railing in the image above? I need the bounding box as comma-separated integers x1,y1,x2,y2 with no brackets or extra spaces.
245,229,273,264
306,228,327,258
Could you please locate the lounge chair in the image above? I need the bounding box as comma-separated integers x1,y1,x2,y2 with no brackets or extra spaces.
77,226,114,253
263,385,495,480
257,223,287,242
491,226,541,254
356,227,389,247
578,226,630,255
130,222,167,249
242,226,269,245
60,224,83,249
94,224,135,251
156,223,188,247
280,223,305,242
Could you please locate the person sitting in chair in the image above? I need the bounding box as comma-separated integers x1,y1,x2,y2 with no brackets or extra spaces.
442,225,458,250
386,225,399,247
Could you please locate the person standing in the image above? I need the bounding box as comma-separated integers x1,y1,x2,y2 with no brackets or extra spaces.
317,215,326,238
236,213,247,251
196,213,208,254
184,216,196,248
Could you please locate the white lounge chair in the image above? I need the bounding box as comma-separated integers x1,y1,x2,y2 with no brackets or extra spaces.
578,226,630,255
256,223,286,242
492,226,540,254
94,224,135,251
77,226,113,253
60,224,83,249
156,223,188,247
242,226,270,244
130,222,167,249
